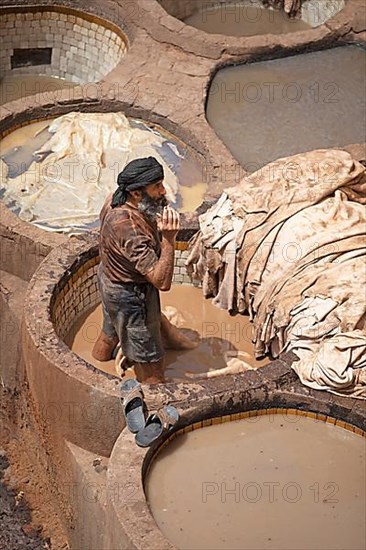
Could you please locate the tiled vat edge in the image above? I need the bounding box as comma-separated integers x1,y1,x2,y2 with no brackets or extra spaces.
0,0,135,38
135,0,365,60
23,234,123,449
52,241,198,345
162,409,366,443
107,384,366,550
22,232,201,461
0,6,128,83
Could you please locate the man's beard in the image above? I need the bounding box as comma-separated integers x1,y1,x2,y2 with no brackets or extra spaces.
138,190,168,223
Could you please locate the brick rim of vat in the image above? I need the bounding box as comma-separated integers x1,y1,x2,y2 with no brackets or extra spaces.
0,5,129,90
23,236,214,393
136,0,362,55
108,402,366,550
0,4,130,46
152,408,366,460
156,0,347,31
25,240,203,384
23,234,299,393
23,234,116,390
145,409,366,485
51,245,197,340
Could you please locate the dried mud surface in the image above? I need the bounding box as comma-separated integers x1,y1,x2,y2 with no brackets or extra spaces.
0,452,50,550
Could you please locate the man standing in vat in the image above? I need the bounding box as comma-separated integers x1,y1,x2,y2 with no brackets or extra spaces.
92,157,196,384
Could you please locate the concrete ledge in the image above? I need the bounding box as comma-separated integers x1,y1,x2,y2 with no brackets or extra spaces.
66,441,109,550
137,0,363,59
108,380,365,550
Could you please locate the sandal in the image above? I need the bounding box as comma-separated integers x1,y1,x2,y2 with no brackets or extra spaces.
135,405,179,448
120,379,146,434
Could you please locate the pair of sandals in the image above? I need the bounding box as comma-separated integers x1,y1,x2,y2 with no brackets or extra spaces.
120,379,179,447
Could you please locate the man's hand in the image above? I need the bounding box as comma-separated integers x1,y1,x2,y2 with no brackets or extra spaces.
158,206,180,240
146,206,179,291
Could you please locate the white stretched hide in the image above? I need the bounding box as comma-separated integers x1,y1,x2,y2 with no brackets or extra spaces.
1,112,179,231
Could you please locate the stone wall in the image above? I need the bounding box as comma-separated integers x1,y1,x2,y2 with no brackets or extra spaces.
52,254,100,341
0,7,127,83
173,243,200,285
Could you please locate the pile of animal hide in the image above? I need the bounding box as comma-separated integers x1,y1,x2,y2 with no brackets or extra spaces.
186,149,366,398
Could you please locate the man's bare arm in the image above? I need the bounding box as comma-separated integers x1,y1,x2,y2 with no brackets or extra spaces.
145,206,179,291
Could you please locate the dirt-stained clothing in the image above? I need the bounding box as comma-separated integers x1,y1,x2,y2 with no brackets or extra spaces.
98,197,164,363
99,198,161,284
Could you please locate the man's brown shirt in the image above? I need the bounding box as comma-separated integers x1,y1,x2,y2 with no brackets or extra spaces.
99,196,161,284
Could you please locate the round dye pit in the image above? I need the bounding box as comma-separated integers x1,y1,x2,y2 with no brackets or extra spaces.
184,2,310,36
206,45,366,169
0,7,127,88
146,412,366,550
67,284,269,380
158,0,346,35
0,113,206,232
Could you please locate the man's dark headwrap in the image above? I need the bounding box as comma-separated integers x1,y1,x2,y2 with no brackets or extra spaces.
111,157,164,208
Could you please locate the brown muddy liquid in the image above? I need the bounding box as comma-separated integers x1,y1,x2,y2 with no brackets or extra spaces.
184,4,310,36
146,414,366,550
0,120,53,151
0,75,76,106
206,45,366,169
67,285,268,381
0,119,55,178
